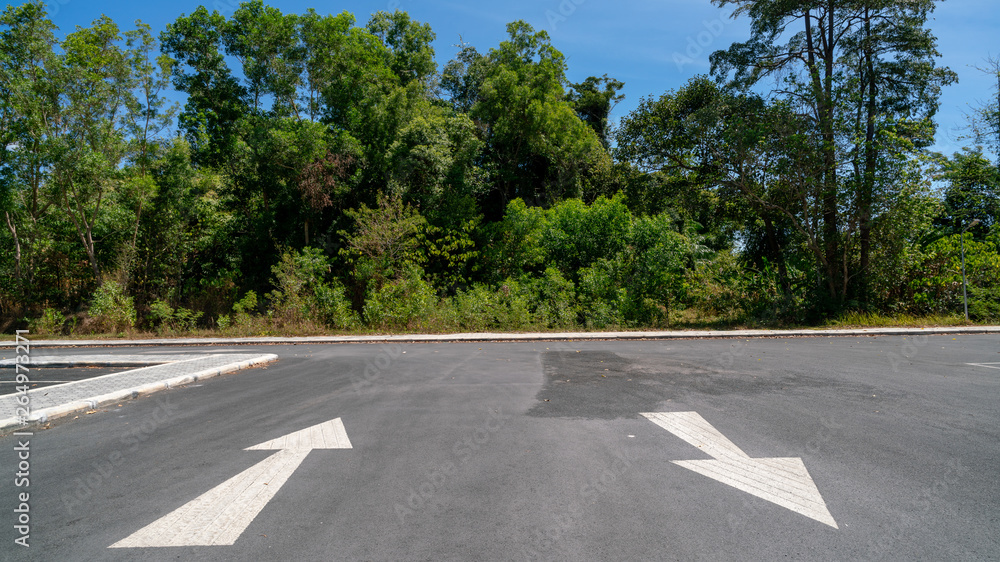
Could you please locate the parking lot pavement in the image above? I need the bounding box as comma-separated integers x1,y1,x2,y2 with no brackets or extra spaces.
1,333,997,560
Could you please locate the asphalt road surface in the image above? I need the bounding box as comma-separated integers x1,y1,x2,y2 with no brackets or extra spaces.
1,335,998,561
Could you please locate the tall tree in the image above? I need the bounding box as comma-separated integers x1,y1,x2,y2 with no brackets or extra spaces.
441,41,486,114
298,9,354,122
50,15,136,279
709,0,842,301
962,56,1000,165
366,10,436,88
841,0,955,301
565,74,624,150
160,6,247,168
709,0,954,305
222,0,302,116
0,1,59,295
122,22,177,259
464,21,607,217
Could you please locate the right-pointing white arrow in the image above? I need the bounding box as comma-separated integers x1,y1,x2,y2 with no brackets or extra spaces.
642,411,838,528
110,417,352,548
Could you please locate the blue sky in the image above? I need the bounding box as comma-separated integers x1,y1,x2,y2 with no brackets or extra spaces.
10,0,1000,157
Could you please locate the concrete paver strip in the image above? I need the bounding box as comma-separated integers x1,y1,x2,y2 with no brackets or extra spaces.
0,355,193,367
0,353,276,431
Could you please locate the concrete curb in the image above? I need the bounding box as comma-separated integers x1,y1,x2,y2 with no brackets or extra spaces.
0,354,277,433
3,326,999,348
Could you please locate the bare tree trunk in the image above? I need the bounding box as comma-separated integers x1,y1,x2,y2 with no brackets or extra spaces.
60,180,102,279
804,7,840,302
4,211,22,282
858,7,877,306
821,0,840,303
762,214,790,295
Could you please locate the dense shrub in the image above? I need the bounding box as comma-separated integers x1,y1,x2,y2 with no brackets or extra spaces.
89,281,137,333
896,233,1000,315
577,260,625,328
30,307,65,336
542,194,631,276
148,299,203,333
479,199,547,282
449,279,535,330
363,265,437,330
523,268,579,328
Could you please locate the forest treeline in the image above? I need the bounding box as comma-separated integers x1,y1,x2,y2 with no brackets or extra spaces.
1,0,999,335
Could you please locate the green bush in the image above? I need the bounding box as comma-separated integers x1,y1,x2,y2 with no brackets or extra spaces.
89,281,137,333
449,284,497,330
341,195,426,296
447,279,536,330
578,261,624,328
524,268,579,328
542,194,632,277
417,218,480,291
30,307,64,336
268,247,325,322
363,265,437,329
268,247,359,329
314,281,359,329
479,199,547,282
898,233,1000,315
233,290,258,314
969,286,1000,321
149,299,174,326
149,299,204,333
491,279,534,328
228,290,260,332
613,213,690,326
683,251,743,319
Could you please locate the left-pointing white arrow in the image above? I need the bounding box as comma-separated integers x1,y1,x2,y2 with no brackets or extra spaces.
110,417,352,548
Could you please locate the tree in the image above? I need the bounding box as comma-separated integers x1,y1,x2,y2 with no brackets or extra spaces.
384,100,483,216
962,56,1000,166
298,9,354,121
839,0,955,300
160,6,247,168
565,74,624,150
50,15,137,279
709,0,954,306
222,0,302,116
2,4,179,309
366,10,436,88
0,1,60,296
441,41,486,114
935,151,1000,235
122,22,178,260
616,78,812,301
461,21,607,217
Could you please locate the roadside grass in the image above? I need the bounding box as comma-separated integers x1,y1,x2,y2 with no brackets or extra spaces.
820,311,972,329
12,308,990,340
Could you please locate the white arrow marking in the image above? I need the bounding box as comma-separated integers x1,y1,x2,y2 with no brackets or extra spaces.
967,362,1000,370
641,411,838,528
110,418,352,548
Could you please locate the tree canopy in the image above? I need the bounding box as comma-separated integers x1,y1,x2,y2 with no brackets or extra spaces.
1,0,998,334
